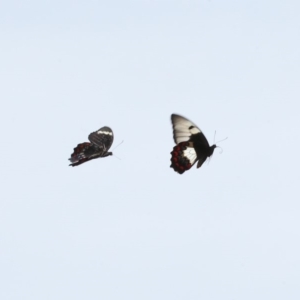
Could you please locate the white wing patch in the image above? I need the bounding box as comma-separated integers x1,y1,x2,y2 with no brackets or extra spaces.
182,146,198,166
171,114,202,144
96,130,113,135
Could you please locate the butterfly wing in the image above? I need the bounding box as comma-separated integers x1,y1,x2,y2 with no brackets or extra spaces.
170,114,214,174
88,126,114,155
69,142,102,166
171,114,209,147
170,142,198,174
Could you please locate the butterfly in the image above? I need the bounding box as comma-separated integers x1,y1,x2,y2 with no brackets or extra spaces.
69,126,114,167
170,114,216,174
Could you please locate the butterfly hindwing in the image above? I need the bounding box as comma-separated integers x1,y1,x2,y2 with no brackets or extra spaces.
170,142,198,174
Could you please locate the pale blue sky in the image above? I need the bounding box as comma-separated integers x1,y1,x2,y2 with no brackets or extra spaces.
1,1,300,299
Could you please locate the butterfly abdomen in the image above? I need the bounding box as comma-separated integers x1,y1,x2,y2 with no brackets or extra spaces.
170,142,193,174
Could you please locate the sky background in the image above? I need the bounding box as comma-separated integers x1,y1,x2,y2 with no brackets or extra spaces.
1,0,300,299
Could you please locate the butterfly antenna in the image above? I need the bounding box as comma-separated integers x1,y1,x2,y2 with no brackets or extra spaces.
112,154,121,160
111,140,124,160
215,135,227,154
215,137,228,144
111,140,124,152
217,145,224,154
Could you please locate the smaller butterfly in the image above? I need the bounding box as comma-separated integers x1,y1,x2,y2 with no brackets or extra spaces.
170,114,216,174
69,126,114,167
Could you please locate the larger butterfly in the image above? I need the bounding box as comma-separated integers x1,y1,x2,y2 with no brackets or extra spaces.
170,114,216,174
69,126,114,167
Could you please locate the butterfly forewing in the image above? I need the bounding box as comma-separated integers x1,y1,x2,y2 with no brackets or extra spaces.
88,126,114,150
171,114,202,143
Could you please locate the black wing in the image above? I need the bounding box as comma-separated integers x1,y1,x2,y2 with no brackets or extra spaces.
88,126,114,152
69,142,101,166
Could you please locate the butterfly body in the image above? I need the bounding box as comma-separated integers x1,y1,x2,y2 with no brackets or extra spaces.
69,126,113,167
170,114,216,174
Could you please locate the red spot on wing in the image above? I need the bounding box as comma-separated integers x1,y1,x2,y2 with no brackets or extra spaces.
170,142,194,174
71,142,91,158
69,142,92,167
